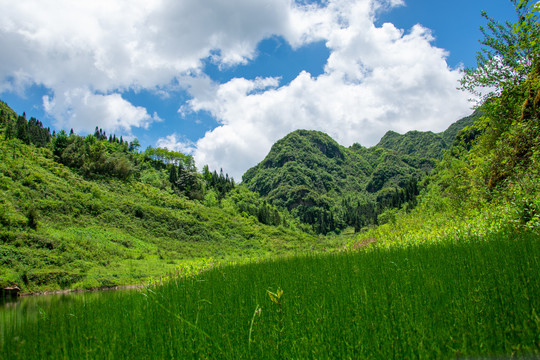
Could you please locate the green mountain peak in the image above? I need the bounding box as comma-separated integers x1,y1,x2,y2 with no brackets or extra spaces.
242,112,479,233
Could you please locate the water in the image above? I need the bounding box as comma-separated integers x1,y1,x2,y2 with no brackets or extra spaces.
0,288,137,336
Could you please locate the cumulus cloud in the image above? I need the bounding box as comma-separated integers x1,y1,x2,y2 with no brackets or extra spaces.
42,89,160,134
187,0,472,179
156,133,196,155
0,0,474,180
0,0,314,133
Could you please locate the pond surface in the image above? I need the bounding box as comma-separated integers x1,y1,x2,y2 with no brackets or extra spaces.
0,288,138,333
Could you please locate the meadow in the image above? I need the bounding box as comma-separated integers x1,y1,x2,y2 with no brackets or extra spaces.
2,227,539,359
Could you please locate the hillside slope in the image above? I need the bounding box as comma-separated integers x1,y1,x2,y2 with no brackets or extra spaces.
0,101,336,292
242,113,478,233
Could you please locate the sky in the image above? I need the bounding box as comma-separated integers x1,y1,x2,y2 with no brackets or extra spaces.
0,0,516,180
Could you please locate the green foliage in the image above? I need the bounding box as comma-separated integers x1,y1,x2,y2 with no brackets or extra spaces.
224,187,289,227
203,166,235,199
377,130,446,159
203,189,219,207
460,0,540,100
144,146,193,168
52,130,68,158
15,115,30,144
440,110,483,145
422,0,540,219
0,103,341,292
60,135,135,180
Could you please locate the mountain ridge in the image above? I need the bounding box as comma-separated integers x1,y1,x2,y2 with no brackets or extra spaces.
242,111,481,233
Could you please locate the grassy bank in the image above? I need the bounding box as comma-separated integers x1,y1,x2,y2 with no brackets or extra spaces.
2,227,539,359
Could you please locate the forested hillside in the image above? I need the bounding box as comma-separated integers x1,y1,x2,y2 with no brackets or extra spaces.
358,0,540,248
376,110,480,158
242,113,478,234
0,103,345,292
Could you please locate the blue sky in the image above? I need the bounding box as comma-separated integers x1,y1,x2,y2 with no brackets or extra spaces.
0,0,517,179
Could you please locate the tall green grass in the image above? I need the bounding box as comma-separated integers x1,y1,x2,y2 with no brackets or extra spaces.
2,228,540,359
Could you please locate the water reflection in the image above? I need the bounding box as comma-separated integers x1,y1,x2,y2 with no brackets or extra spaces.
0,288,137,332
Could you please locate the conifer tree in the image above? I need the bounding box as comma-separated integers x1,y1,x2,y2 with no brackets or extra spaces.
169,165,178,189
4,120,15,140
15,115,30,144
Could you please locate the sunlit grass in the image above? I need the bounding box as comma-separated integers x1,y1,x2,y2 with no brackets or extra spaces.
2,228,539,359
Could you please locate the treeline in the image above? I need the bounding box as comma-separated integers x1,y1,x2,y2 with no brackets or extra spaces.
1,110,51,147
0,105,299,230
293,177,420,235
202,166,235,199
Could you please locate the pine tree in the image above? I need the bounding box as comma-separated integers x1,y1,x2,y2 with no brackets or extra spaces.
202,165,212,183
169,165,178,189
53,130,69,158
4,120,15,140
15,115,30,144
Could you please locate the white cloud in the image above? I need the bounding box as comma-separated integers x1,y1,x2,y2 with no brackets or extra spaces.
42,89,160,134
187,0,473,180
156,133,196,155
0,0,474,180
0,0,311,134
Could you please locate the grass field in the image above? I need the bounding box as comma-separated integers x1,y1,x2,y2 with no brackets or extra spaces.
2,227,539,359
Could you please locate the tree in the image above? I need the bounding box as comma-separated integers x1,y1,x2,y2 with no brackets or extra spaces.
15,115,30,144
457,0,540,192
460,0,540,101
4,120,15,140
26,117,51,147
53,130,69,158
129,138,141,153
169,165,178,189
144,146,193,167
202,165,212,183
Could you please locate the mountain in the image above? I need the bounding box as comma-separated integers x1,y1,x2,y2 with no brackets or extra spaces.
242,113,479,233
376,110,482,159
